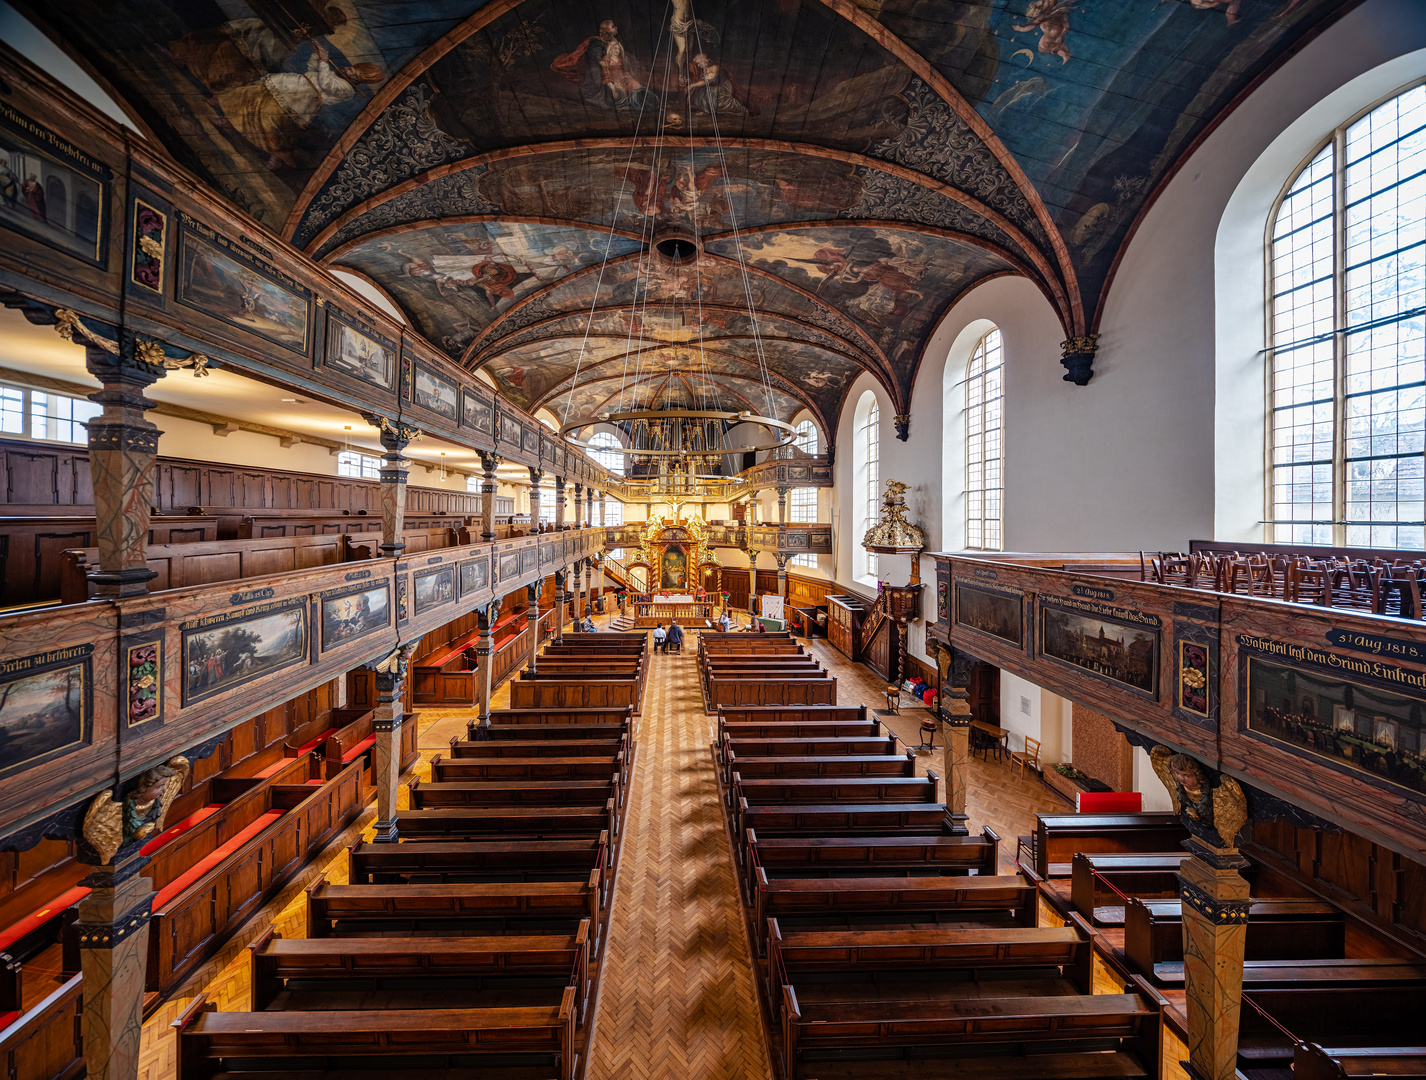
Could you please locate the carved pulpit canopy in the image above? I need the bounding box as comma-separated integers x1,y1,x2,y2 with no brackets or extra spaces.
863,479,925,555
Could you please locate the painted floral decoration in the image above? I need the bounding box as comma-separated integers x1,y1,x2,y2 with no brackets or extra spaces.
128,643,159,722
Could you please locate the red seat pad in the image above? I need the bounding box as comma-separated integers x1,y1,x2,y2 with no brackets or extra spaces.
292,727,338,757
0,885,92,952
340,733,377,763
152,809,286,912
304,778,323,785
140,805,223,857
0,1011,20,1032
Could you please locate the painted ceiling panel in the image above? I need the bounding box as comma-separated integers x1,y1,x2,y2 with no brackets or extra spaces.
24,0,1359,431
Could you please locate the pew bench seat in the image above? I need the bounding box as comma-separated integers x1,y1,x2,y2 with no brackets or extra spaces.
1151,957,1426,989
307,876,601,939
153,809,286,911
173,991,576,1080
338,734,377,765
1295,1043,1426,1080
396,805,616,843
349,836,609,883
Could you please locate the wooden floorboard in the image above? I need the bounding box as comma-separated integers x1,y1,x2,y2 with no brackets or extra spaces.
584,637,776,1080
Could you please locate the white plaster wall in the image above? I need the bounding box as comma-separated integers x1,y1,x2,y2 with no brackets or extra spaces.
996,671,1071,765
1132,746,1175,812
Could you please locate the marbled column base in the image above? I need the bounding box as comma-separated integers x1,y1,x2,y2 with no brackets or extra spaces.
79,869,154,1080
1180,853,1250,1080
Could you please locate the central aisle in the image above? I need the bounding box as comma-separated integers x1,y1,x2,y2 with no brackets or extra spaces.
586,639,775,1080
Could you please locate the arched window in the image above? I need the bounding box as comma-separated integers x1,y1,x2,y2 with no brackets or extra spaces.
789,486,817,568
1269,84,1426,549
856,394,880,580
587,430,625,475
965,327,1004,551
794,418,818,455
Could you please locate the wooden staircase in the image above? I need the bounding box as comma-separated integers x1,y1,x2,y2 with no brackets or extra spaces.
609,615,637,632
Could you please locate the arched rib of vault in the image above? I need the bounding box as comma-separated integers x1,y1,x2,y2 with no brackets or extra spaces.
301,138,1064,313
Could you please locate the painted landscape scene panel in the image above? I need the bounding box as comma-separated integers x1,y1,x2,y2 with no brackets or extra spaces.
1041,604,1156,695
1247,656,1426,798
955,582,1023,646
178,231,309,352
321,585,390,648
0,661,87,776
413,363,458,419
460,558,488,596
414,566,455,612
184,604,307,704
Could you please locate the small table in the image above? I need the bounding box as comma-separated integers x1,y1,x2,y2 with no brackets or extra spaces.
969,719,1009,762
883,685,900,714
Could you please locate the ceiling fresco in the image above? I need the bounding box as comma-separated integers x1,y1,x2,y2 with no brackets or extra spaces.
22,0,1359,437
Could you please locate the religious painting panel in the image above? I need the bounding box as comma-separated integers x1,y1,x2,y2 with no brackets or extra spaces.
181,599,308,706
659,543,690,591
1038,596,1158,698
463,388,494,434
460,557,489,597
320,583,390,649
177,218,311,353
954,581,1023,648
501,552,522,581
413,566,455,613
0,644,93,779
411,360,458,420
0,104,109,266
323,308,396,391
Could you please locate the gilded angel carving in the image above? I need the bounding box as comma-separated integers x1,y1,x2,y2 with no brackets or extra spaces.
1150,744,1248,847
81,756,191,864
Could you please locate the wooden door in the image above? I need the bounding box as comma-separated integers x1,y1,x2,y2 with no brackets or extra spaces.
968,662,1000,725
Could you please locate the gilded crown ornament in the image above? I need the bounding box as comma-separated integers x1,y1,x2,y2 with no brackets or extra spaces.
862,479,925,553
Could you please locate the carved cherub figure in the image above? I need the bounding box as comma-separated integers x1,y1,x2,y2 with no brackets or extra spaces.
82,756,191,864
1150,745,1248,848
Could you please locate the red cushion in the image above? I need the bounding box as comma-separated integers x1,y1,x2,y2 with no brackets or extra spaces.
304,778,323,785
293,728,338,757
140,805,223,857
0,885,91,952
0,1011,19,1032
153,809,285,912
1076,792,1143,813
340,734,377,763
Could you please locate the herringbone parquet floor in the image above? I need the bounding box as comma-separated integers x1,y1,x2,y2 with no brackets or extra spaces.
584,641,775,1080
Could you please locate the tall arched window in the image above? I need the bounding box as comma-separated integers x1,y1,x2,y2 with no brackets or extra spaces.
862,397,880,579
794,418,818,455
587,430,625,526
1269,83,1426,549
965,328,1004,550
789,486,817,567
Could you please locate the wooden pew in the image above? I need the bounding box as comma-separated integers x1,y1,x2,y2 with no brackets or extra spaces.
732,775,938,827
767,913,1096,1012
145,758,366,993
724,752,915,788
705,674,837,710
322,708,419,782
408,776,621,813
249,924,590,1020
780,982,1162,1080
1027,813,1189,879
0,971,82,1080
349,835,608,882
1237,985,1426,1072
747,829,999,883
738,804,955,866
1125,897,1345,981
431,754,626,785
717,721,882,753
753,871,1037,951
509,675,641,712
1070,852,1189,926
173,989,576,1080
306,875,601,939
717,705,867,726
1296,1042,1426,1079
397,805,616,845
476,706,634,738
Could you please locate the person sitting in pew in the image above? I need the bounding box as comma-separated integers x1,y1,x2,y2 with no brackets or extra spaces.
666,622,684,654
653,623,666,654
582,614,596,632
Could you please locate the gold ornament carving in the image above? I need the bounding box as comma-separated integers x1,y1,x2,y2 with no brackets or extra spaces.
862,479,925,551
1151,746,1248,848
54,308,119,355
81,756,191,864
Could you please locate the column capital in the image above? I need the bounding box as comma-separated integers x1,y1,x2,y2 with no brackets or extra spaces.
363,413,422,454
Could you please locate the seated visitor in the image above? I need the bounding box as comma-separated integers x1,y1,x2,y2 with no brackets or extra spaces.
666,621,684,653
653,623,667,653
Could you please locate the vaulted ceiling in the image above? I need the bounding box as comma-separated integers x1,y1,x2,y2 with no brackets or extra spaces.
26,0,1354,436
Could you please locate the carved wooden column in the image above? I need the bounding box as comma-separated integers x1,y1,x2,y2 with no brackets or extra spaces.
554,569,567,644
935,643,972,836
364,415,420,558
775,552,789,604
572,559,584,627
76,755,191,1080
84,340,164,598
588,488,597,527
554,475,566,530
479,451,499,543
473,602,495,737
77,863,152,1080
745,548,758,614
1150,749,1252,1080
527,580,541,671
777,486,788,525
529,467,543,532
370,647,412,843
573,483,584,533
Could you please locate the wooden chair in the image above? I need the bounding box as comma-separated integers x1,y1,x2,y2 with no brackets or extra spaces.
1010,736,1041,779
